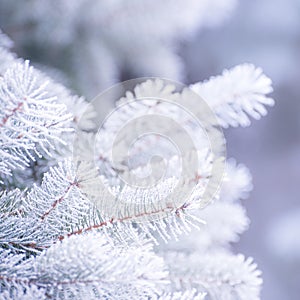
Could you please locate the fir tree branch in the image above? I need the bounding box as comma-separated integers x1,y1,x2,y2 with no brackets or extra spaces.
191,64,274,128
0,234,169,300
0,61,73,176
165,251,262,300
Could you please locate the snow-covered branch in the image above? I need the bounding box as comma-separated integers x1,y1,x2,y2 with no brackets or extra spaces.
0,61,72,176
0,22,275,299
0,234,168,299
165,251,262,300
191,64,274,128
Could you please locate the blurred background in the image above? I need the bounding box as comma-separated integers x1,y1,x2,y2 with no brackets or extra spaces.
182,1,300,299
0,0,299,299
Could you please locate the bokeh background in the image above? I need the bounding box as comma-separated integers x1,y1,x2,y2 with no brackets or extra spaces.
1,0,299,299
183,1,300,299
